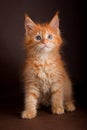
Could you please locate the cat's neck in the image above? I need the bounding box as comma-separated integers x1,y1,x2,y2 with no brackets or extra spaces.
27,50,61,64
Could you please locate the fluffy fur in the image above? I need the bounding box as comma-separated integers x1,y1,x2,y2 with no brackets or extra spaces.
21,13,75,119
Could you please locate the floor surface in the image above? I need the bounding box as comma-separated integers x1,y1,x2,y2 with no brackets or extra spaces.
0,98,87,130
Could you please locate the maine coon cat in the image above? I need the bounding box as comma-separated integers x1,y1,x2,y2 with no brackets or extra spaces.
21,13,75,119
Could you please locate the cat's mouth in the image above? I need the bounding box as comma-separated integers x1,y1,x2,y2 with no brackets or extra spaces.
38,43,52,51
44,45,49,48
41,44,49,49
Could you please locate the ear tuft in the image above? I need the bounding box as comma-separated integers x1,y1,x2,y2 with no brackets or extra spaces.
49,12,59,31
25,13,28,18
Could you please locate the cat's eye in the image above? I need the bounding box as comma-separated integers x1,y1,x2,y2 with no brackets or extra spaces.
35,35,42,41
47,34,53,40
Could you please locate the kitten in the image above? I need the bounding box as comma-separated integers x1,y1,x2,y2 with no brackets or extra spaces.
21,13,75,119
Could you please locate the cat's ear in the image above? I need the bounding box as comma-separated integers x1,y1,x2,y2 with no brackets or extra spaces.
25,14,36,35
49,12,59,32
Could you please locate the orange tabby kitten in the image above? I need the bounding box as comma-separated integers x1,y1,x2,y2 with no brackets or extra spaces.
21,13,75,119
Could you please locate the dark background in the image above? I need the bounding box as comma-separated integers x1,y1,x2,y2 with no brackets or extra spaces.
0,0,85,106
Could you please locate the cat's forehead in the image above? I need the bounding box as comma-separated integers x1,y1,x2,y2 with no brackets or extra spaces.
36,25,54,35
36,30,49,35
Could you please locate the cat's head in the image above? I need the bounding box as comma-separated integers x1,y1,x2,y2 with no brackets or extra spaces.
24,12,63,55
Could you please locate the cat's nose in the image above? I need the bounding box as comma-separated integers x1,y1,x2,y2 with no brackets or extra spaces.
42,39,48,44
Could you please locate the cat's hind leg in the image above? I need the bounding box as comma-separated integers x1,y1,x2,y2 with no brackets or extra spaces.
64,80,76,112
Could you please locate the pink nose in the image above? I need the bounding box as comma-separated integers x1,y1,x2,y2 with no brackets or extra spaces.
42,40,48,44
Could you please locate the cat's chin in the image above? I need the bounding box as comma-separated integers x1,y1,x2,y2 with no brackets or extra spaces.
41,46,52,52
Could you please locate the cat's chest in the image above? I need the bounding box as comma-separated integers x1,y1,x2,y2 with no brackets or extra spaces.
37,66,49,78
36,65,52,93
34,61,57,83
31,58,61,93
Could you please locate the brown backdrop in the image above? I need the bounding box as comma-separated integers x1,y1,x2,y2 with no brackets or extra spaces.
0,0,85,106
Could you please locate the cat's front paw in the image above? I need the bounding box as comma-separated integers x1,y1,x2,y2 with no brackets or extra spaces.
52,106,64,114
21,110,37,119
